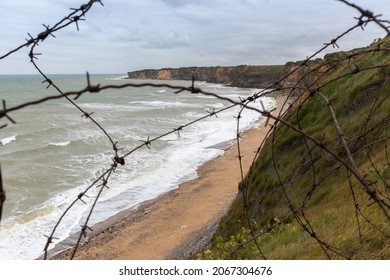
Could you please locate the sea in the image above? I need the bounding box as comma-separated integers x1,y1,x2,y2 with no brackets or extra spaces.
0,74,274,259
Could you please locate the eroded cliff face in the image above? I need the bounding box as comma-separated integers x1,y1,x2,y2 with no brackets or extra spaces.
156,70,172,80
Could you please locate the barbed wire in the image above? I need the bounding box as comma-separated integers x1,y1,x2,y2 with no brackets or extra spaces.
0,0,389,260
0,165,5,226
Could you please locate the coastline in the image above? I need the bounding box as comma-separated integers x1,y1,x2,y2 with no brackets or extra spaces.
53,94,289,260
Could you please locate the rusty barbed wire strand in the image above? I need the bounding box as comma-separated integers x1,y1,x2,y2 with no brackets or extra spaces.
235,104,268,260
70,167,114,259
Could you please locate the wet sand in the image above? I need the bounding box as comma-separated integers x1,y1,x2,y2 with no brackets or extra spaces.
53,94,288,260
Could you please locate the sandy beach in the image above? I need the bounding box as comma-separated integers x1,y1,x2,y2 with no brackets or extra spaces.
53,94,288,260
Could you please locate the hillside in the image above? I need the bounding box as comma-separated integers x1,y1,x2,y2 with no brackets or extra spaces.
197,36,390,259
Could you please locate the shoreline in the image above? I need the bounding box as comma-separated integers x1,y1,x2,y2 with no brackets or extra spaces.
53,94,289,260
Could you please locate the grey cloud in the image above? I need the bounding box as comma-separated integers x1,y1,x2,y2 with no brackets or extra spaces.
141,31,192,49
158,0,216,7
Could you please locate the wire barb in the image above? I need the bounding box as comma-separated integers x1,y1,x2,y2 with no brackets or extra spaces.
1,100,16,125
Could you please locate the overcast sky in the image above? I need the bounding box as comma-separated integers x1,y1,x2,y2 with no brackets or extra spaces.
0,0,389,75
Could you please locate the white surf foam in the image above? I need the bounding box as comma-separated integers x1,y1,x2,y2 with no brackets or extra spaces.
0,135,16,146
48,141,71,147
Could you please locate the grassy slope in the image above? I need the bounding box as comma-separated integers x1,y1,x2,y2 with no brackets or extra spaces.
199,37,390,259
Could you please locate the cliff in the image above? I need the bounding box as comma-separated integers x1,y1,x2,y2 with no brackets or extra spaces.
127,65,294,88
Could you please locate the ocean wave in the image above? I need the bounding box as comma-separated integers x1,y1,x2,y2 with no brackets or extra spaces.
206,83,226,89
211,103,224,109
73,103,140,111
105,75,128,81
2,205,56,229
48,141,71,147
128,100,199,109
196,95,215,99
182,111,205,118
2,138,89,159
0,135,16,146
71,102,185,113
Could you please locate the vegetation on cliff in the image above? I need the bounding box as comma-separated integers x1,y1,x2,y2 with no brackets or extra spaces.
198,36,390,259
